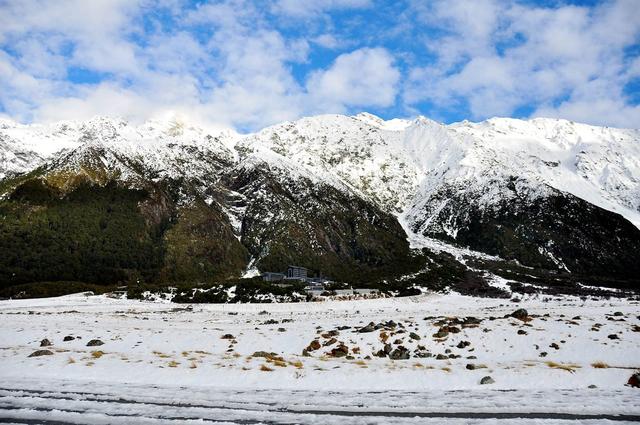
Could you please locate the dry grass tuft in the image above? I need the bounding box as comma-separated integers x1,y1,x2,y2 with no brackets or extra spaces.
441,366,451,372
260,364,274,372
591,361,609,369
91,351,104,359
189,361,198,369
167,360,180,368
545,361,580,373
272,359,287,367
289,360,304,368
67,356,76,364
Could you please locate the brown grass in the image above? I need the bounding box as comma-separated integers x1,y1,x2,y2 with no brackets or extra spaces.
591,361,609,369
167,360,180,368
91,351,104,359
289,360,304,368
545,361,581,373
441,366,451,372
260,364,274,372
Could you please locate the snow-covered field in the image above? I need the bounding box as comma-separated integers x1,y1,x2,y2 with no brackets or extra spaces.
0,292,638,424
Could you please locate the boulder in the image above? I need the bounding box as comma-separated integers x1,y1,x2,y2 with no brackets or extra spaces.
358,322,376,333
480,376,495,385
86,339,104,347
307,340,321,351
389,346,410,360
627,373,640,388
40,339,52,347
510,309,529,320
63,336,75,342
409,332,421,340
330,344,349,357
29,350,53,357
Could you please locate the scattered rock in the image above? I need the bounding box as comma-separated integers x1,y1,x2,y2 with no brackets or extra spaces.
588,384,597,389
436,354,448,360
63,336,75,342
517,330,528,335
510,309,529,321
457,341,471,349
433,329,449,339
539,352,548,357
549,343,560,350
627,373,640,388
86,339,104,347
40,338,52,347
330,344,349,357
358,322,376,333
389,346,410,360
463,317,482,327
466,364,476,370
277,328,286,332
323,338,338,346
221,334,234,340
480,376,495,385
306,340,321,351
28,350,53,357
409,332,421,340
613,312,624,317
608,334,620,340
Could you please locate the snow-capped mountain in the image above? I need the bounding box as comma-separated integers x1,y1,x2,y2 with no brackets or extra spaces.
1,113,639,292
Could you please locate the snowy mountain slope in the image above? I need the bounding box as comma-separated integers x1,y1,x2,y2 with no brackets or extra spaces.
0,116,238,189
2,113,638,227
236,114,421,213
0,112,639,288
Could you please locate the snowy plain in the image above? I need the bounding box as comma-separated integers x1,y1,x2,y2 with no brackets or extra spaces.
0,292,638,424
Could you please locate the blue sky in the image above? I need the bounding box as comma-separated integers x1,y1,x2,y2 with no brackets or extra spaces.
0,0,638,131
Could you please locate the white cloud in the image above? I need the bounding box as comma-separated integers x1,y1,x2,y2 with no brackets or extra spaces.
272,0,371,18
405,0,640,128
307,47,399,112
0,0,638,130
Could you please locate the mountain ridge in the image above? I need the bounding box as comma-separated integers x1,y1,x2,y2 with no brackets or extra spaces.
1,113,639,295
